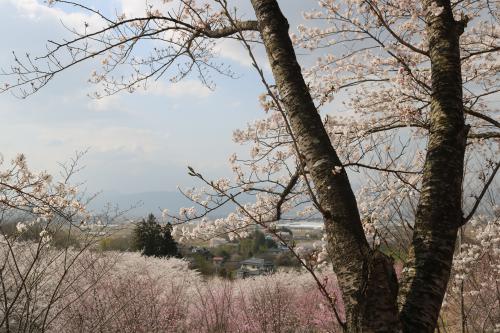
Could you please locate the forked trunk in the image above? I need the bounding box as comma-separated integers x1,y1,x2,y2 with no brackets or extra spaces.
398,1,467,332
250,0,467,331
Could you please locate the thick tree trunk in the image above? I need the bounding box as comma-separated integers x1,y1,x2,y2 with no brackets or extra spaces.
398,1,467,332
250,1,400,331
249,0,466,331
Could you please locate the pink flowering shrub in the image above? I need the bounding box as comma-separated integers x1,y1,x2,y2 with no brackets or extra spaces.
233,273,342,333
189,280,235,332
3,241,496,332
0,242,112,332
440,218,500,332
56,254,197,333
51,253,344,333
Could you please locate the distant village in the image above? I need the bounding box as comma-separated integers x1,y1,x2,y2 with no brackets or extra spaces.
100,217,325,279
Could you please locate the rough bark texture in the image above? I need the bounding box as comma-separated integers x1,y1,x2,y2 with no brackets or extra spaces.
250,1,400,331
249,0,467,331
398,1,467,332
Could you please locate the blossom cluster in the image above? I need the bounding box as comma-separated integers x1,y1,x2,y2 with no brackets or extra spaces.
51,253,343,333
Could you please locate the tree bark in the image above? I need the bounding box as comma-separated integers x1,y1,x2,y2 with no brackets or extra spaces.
398,1,468,332
250,1,400,331
249,0,467,331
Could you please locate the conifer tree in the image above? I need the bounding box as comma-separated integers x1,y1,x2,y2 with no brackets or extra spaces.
134,214,179,258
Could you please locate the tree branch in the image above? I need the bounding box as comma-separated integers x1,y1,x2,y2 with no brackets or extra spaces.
462,160,500,225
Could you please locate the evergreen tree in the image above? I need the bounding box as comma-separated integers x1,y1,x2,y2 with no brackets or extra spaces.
133,214,179,258
158,222,179,258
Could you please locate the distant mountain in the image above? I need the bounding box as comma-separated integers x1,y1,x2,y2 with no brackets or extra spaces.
87,190,246,219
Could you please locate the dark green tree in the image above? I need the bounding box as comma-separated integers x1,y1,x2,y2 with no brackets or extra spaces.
158,222,180,258
133,213,179,258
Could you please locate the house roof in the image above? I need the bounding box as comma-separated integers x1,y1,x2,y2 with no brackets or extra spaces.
241,257,265,265
241,257,274,266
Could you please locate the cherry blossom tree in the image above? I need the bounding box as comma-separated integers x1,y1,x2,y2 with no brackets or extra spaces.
0,152,118,332
292,0,499,331
1,0,498,331
52,252,343,332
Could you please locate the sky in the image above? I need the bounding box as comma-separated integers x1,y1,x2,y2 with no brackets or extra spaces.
0,0,327,202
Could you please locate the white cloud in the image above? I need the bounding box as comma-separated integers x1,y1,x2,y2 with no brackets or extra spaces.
0,0,287,194
214,35,272,73
40,126,167,155
119,0,176,17
86,94,123,112
8,0,102,29
117,0,267,70
118,0,151,17
214,39,254,67
0,123,165,156
144,80,212,98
